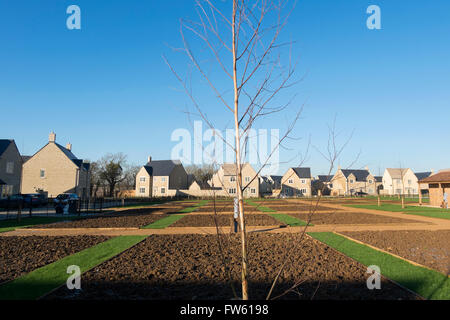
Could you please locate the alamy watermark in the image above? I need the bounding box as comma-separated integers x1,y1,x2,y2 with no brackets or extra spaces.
171,121,280,175
366,265,381,290
66,265,81,290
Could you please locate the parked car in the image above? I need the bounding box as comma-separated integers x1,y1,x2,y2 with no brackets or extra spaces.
0,194,24,209
54,193,79,205
23,193,47,207
354,191,368,197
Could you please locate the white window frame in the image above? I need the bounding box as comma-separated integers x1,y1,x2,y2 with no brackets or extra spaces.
40,169,46,178
139,187,146,194
229,188,236,194
245,176,250,182
6,162,14,174
251,188,256,194
139,177,146,182
161,177,166,182
301,179,306,184
288,179,293,184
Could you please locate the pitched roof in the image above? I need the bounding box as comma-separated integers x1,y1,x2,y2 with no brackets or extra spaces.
143,160,182,176
21,155,31,163
317,175,333,182
341,169,370,181
374,176,383,182
291,167,311,179
221,163,254,176
415,172,431,180
0,179,5,185
418,169,450,183
0,140,13,157
385,168,410,179
269,175,282,184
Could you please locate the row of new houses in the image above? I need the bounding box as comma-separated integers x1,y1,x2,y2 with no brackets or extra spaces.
1,133,449,207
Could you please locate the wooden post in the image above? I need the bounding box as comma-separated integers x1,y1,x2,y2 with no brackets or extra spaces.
418,182,422,205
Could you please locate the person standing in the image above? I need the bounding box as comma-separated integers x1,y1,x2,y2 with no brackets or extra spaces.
444,192,448,209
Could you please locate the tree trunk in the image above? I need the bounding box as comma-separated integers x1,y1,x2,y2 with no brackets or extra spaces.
232,0,248,300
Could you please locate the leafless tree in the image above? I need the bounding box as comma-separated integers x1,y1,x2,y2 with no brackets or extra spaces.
165,0,302,299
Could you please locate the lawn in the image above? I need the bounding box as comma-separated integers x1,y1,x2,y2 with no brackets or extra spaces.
308,232,450,300
0,216,80,233
0,235,147,300
178,200,209,213
245,199,276,212
346,204,450,220
141,215,186,229
269,214,311,226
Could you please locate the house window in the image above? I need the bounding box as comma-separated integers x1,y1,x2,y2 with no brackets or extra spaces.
161,177,166,182
229,188,236,194
161,187,166,194
300,188,307,194
368,180,373,184
245,176,250,182
288,179,293,184
6,162,14,174
350,179,354,184
139,177,146,182
301,179,306,184
139,187,146,194
408,180,412,185
40,169,45,178
251,188,256,194
230,176,236,182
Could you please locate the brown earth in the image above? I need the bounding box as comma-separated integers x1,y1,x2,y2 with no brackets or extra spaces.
170,214,281,227
288,212,423,225
0,236,110,284
33,208,171,228
45,234,419,300
341,230,450,275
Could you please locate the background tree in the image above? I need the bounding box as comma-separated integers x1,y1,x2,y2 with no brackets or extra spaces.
88,161,103,198
98,153,128,197
185,164,216,185
120,164,141,191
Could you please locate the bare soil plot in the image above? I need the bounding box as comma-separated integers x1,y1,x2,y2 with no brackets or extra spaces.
46,234,418,300
0,236,110,284
33,208,171,228
267,204,340,212
195,205,260,213
341,230,450,275
288,212,423,225
169,214,280,227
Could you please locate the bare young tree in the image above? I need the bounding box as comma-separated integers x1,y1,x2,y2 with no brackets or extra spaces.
98,153,128,197
165,0,302,299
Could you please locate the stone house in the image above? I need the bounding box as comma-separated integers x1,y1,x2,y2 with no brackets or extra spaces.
330,167,377,196
418,169,450,207
209,163,260,198
381,168,432,195
281,167,312,197
135,157,188,197
21,132,90,199
0,140,23,198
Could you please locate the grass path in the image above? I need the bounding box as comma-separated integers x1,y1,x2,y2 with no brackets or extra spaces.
269,214,311,226
0,235,147,300
347,204,450,220
245,199,276,212
141,200,209,229
308,232,449,300
0,216,80,233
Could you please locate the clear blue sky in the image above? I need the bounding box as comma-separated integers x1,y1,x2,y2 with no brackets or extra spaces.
1,0,449,176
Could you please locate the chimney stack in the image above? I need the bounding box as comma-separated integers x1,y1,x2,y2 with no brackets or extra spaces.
147,156,152,163
49,132,56,143
365,166,369,171
66,143,72,151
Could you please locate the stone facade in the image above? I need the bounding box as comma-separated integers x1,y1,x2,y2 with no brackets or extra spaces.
0,140,23,198
281,167,312,197
21,132,90,199
209,163,260,198
331,168,377,196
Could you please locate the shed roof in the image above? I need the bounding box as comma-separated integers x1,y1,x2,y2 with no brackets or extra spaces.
418,169,450,183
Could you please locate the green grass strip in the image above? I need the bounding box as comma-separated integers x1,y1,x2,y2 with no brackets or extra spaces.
245,199,276,212
0,216,80,233
308,232,450,300
141,214,186,229
177,200,209,213
0,235,146,300
269,214,311,226
346,204,450,220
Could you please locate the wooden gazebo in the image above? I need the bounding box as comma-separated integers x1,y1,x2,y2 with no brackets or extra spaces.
418,170,450,207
